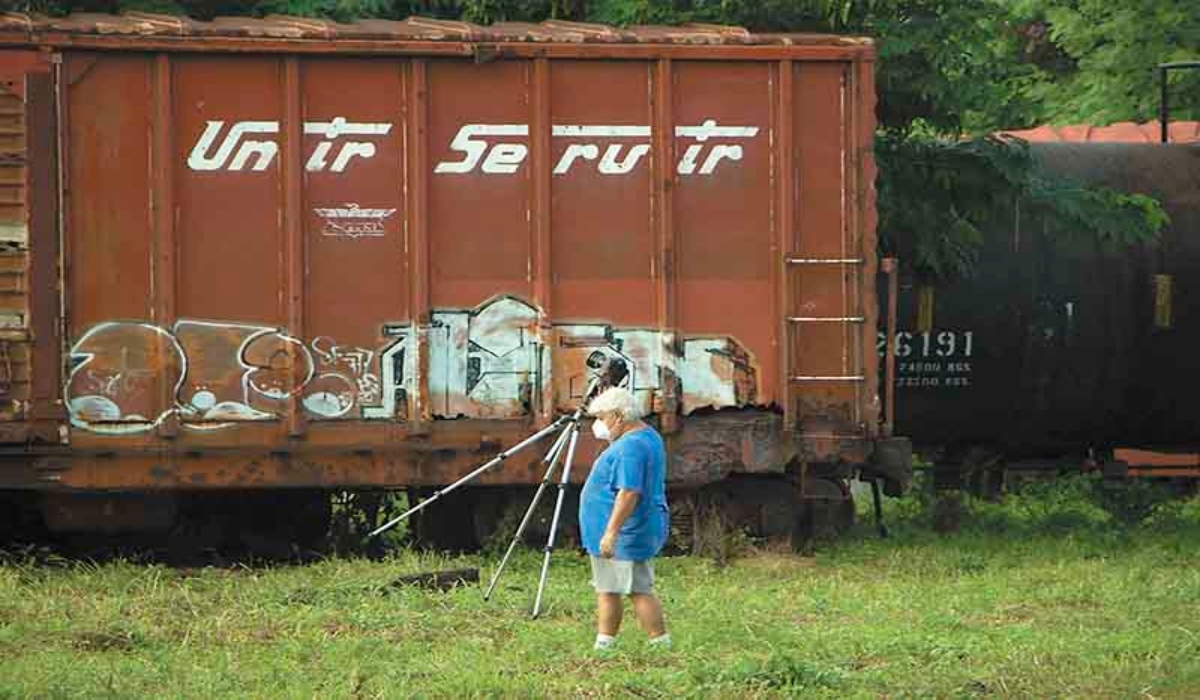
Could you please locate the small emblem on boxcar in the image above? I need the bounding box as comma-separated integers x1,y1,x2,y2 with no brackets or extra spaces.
312,203,398,239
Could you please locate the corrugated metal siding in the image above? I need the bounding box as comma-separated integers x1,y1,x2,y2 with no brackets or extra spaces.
0,79,30,423
0,85,25,245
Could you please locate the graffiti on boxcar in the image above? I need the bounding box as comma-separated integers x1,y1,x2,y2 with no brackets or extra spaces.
66,296,759,433
67,321,382,433
361,325,410,421
427,297,758,420
66,323,186,434
429,296,540,419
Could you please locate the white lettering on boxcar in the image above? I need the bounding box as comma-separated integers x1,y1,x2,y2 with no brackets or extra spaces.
186,118,761,176
187,117,394,173
433,121,760,176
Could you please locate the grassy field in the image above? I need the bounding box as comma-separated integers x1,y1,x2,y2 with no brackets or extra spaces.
2,479,1200,698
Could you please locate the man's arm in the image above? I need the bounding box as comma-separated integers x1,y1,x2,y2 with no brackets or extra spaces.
599,489,640,558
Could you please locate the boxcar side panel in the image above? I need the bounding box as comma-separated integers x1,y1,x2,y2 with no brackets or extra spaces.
549,60,655,328
0,50,53,443
790,61,864,435
673,61,774,413
33,38,881,489
301,59,408,424
63,54,164,437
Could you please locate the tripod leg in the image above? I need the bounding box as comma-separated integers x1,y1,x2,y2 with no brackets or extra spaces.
368,415,570,538
483,422,574,601
532,421,581,618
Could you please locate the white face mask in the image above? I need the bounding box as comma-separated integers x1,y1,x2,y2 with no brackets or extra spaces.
591,418,612,442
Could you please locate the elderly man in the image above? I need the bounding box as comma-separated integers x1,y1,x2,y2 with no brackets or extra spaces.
579,386,671,651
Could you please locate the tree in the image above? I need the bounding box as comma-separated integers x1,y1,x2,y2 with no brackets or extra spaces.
1010,0,1200,126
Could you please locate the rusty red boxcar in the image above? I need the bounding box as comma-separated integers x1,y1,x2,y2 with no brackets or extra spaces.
0,13,907,549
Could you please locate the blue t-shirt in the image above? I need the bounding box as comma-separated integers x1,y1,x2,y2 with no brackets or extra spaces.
579,427,669,561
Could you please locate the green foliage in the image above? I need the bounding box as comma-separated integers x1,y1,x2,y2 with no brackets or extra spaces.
328,490,409,555
695,652,846,691
878,135,1013,280
4,528,1200,696
1089,478,1179,527
887,470,1193,536
1010,0,1200,125
1028,174,1171,252
878,133,1168,281
1143,494,1200,533
845,0,1037,135
251,0,399,22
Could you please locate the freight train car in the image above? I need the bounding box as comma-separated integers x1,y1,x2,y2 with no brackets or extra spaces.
886,142,1200,493
0,13,908,552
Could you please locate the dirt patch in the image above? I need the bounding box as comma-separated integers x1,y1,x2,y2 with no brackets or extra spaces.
71,629,143,652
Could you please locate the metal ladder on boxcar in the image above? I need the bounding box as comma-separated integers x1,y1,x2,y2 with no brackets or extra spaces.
783,252,879,536
784,254,867,417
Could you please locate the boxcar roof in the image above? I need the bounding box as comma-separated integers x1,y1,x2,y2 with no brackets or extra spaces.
0,12,873,59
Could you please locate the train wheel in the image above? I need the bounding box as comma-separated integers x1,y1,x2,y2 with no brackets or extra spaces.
410,487,481,552
686,475,805,560
475,486,582,552
791,477,854,552
470,487,511,549
174,490,331,562
0,491,46,548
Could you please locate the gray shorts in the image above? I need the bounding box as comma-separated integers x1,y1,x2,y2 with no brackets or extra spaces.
590,556,655,595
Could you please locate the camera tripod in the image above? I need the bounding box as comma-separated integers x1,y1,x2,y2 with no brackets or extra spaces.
370,375,608,618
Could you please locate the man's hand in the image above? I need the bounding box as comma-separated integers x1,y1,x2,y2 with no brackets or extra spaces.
601,489,640,559
599,531,617,558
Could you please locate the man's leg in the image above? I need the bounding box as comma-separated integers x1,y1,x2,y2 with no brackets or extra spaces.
629,592,666,638
597,592,623,635
591,558,632,649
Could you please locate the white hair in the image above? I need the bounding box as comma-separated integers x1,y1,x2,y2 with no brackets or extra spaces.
587,387,640,421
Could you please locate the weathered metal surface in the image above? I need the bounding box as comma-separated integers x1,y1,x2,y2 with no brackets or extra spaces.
0,410,795,489
0,13,872,56
0,60,29,246
25,59,59,439
0,51,51,435
890,144,1200,461
2,23,880,489
788,60,879,441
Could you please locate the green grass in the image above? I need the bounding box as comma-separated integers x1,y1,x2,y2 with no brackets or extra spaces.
3,491,1200,698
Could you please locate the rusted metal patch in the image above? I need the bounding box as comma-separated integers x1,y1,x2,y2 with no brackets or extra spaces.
0,13,873,49
1154,274,1172,329
916,283,935,334
3,407,793,489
